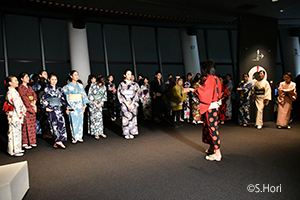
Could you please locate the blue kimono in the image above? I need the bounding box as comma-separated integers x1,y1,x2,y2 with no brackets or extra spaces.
64,82,89,142
41,85,70,143
237,81,253,125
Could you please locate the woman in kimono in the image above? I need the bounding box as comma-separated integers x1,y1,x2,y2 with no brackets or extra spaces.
225,74,234,120
117,69,140,139
4,76,27,156
237,73,253,127
191,75,203,124
41,73,72,149
18,72,37,149
106,74,117,121
183,73,193,122
171,78,187,128
140,77,152,120
218,76,229,125
193,59,223,161
277,72,297,129
88,75,107,139
64,70,89,143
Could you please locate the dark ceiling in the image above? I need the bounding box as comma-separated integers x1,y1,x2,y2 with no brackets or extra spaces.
1,0,300,27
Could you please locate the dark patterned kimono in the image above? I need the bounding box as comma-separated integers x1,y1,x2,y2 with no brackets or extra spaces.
117,80,140,136
237,81,253,125
88,83,107,137
41,85,70,143
106,81,117,120
18,84,37,146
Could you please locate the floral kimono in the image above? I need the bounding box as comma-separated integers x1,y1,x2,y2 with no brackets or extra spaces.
117,80,140,136
226,80,234,118
18,84,37,146
237,81,253,125
106,82,117,120
140,83,152,120
88,83,107,137
5,87,26,156
183,81,191,120
191,82,202,124
41,85,70,143
64,82,89,142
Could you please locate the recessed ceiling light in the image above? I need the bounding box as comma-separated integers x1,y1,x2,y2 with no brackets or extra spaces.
272,0,278,2
280,9,284,13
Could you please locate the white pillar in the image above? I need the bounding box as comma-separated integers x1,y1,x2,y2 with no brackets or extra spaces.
68,21,91,86
280,29,300,77
180,28,201,76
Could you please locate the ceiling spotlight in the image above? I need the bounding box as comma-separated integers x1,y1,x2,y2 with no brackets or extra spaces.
280,9,284,13
272,0,278,2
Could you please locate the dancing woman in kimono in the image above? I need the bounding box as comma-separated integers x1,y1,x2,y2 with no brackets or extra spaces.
106,74,117,121
4,76,27,156
140,77,152,120
117,69,140,139
277,73,297,129
193,59,223,161
88,76,107,139
18,72,37,149
41,73,72,149
237,73,253,127
183,73,193,122
64,70,89,143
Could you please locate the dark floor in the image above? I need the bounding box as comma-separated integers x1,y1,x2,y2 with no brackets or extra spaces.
0,117,300,200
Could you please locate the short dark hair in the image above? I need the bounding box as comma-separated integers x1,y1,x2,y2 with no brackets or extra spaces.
87,74,96,85
97,75,106,86
48,73,57,80
155,70,162,76
259,70,265,75
38,70,46,76
284,72,293,79
200,59,215,75
243,73,249,77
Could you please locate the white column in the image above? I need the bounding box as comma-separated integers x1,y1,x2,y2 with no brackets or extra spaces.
180,28,201,76
68,21,91,86
280,29,300,76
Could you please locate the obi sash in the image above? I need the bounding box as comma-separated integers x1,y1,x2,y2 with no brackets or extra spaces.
49,97,61,106
28,95,34,101
69,94,82,101
94,94,102,101
255,88,265,96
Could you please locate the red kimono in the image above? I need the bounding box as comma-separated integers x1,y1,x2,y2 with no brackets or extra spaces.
195,75,222,150
218,84,229,122
18,84,37,146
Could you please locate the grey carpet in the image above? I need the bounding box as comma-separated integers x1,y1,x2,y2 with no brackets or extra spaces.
0,117,299,200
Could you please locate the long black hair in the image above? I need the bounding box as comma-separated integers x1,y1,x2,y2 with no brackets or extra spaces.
18,72,29,84
200,59,216,75
5,75,17,93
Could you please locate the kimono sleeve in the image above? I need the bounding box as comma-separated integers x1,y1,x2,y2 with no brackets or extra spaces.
195,77,215,105
88,84,96,104
117,82,125,104
40,87,52,110
79,83,89,105
102,86,107,102
18,85,35,114
172,86,183,104
264,81,272,101
60,87,71,108
133,83,140,107
7,91,25,119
